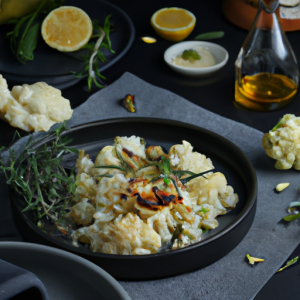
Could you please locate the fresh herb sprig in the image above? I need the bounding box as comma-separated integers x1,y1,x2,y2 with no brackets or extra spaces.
71,15,115,90
0,121,78,223
277,256,299,273
6,0,65,64
95,153,213,186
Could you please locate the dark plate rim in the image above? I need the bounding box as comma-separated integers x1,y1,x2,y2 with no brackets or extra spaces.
0,0,135,79
24,117,257,260
0,241,131,300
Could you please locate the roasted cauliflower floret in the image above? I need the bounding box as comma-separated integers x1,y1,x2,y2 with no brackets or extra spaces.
168,140,214,173
262,114,300,170
71,213,161,255
0,74,73,132
76,150,94,175
94,146,124,176
70,198,96,226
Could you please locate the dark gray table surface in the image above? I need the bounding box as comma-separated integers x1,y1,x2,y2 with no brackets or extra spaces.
1,0,300,299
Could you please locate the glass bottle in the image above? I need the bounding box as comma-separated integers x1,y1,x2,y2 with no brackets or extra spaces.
235,0,299,111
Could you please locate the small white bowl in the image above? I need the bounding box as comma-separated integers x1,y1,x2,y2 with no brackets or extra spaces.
164,41,229,77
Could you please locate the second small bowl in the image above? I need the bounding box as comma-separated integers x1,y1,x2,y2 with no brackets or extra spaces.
164,41,229,77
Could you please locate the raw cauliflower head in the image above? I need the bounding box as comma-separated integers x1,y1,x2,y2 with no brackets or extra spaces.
0,74,73,132
262,114,300,170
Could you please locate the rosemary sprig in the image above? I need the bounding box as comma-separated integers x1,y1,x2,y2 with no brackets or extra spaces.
0,121,78,223
71,15,115,90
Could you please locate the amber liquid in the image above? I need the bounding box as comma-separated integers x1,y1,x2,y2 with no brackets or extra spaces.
235,73,298,111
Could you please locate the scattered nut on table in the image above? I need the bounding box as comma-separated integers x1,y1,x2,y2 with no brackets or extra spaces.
276,183,290,192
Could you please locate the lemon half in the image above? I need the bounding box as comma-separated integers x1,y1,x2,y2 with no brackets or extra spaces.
151,7,196,42
41,6,93,52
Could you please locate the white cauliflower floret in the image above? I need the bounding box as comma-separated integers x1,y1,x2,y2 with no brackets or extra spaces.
168,140,214,173
71,213,161,255
94,174,130,214
196,204,219,229
0,74,73,132
11,82,72,123
262,114,300,170
76,150,94,175
70,198,96,226
94,146,123,176
114,135,146,158
147,207,173,243
75,173,97,202
0,75,14,119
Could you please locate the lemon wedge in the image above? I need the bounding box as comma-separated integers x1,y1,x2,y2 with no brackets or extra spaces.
41,6,93,52
151,7,196,42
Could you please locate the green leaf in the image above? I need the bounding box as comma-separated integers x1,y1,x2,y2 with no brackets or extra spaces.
277,256,299,272
94,165,126,172
271,117,284,132
158,156,171,175
283,212,300,221
246,254,255,265
180,169,213,185
172,170,196,177
17,22,40,63
7,0,64,65
95,174,114,178
194,31,224,40
162,176,170,185
182,49,201,62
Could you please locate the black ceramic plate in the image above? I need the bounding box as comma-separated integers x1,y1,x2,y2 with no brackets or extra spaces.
10,118,257,280
0,0,135,89
0,242,130,300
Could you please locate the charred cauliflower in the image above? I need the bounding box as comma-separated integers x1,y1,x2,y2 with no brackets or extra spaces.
262,114,300,170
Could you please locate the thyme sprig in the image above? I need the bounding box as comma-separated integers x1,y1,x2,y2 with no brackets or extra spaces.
0,121,78,223
71,15,115,90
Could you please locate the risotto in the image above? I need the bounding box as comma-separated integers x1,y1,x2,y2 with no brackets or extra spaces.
69,136,239,255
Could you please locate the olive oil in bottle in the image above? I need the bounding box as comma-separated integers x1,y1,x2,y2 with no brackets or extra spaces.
234,0,299,111
235,73,298,111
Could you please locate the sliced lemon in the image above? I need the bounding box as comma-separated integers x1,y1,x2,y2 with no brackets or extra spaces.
151,7,196,42
41,6,93,52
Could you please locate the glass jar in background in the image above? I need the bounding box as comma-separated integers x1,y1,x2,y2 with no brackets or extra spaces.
234,0,299,111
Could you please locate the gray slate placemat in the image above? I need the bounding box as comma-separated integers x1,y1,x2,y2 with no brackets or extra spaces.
68,72,300,300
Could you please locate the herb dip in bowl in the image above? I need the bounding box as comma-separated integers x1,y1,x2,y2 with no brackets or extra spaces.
164,41,228,77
